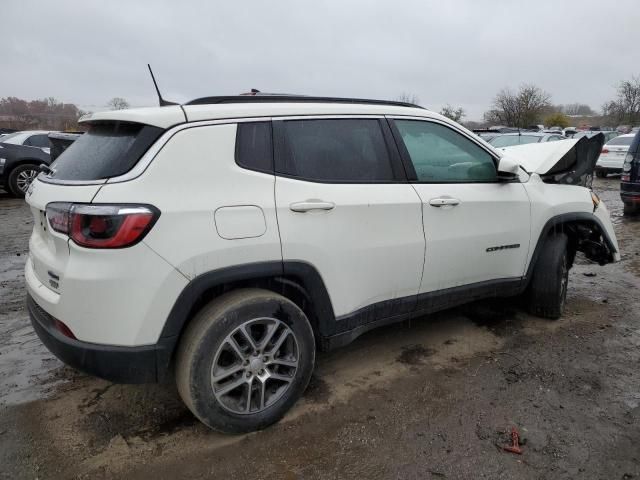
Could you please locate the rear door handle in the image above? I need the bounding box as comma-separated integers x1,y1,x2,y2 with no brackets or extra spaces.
289,200,336,213
429,197,460,207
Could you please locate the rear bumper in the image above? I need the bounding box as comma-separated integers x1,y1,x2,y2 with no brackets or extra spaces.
28,294,165,383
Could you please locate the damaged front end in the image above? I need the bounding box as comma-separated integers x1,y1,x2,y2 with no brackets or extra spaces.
498,133,605,187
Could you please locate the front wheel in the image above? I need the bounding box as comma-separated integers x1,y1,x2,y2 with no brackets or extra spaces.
7,163,40,197
175,289,315,433
527,234,569,320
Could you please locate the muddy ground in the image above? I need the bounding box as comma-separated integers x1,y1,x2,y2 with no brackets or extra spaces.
0,178,638,479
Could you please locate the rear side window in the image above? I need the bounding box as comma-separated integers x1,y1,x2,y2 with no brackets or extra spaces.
277,119,395,182
607,136,634,146
24,134,50,148
235,122,273,173
48,122,163,181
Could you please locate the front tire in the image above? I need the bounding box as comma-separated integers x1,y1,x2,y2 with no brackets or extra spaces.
7,163,40,197
175,289,315,433
528,234,569,320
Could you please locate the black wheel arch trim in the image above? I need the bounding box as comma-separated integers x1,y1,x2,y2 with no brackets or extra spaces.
525,211,617,280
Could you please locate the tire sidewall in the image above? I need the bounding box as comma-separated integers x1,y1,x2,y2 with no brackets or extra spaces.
8,164,39,198
186,294,315,433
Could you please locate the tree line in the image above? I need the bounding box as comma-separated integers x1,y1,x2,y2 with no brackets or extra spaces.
0,97,130,131
400,74,640,129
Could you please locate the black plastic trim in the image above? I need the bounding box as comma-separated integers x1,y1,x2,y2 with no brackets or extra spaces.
185,95,424,109
28,295,160,383
524,212,617,279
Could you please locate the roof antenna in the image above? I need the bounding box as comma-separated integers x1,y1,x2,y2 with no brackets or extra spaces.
147,64,177,106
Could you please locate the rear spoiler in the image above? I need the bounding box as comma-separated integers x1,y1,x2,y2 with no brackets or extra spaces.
48,132,83,161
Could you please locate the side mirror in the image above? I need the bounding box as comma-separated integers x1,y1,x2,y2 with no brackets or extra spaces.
497,156,520,182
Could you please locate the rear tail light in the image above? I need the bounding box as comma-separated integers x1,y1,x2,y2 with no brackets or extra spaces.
46,203,159,248
601,148,609,154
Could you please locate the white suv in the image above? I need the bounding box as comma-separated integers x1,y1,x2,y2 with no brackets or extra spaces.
25,96,619,433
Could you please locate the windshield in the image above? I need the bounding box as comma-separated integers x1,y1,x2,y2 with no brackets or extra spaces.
490,135,542,148
606,136,634,146
47,122,163,181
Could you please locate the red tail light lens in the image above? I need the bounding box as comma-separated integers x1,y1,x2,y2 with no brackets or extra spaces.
601,148,609,154
46,203,159,248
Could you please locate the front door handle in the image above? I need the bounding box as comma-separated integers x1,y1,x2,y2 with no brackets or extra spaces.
429,197,460,207
290,200,336,213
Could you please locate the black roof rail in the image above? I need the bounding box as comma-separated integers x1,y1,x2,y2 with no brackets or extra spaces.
184,95,424,109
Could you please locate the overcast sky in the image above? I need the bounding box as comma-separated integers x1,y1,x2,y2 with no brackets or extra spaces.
2,0,639,120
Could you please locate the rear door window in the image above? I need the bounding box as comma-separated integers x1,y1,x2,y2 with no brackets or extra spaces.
24,134,50,148
47,122,163,181
275,118,398,182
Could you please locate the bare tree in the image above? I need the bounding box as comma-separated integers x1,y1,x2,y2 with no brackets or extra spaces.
561,103,595,116
602,76,640,125
396,93,420,105
107,97,130,110
485,84,551,127
439,104,465,123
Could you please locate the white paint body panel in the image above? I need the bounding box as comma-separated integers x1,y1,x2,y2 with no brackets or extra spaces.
214,205,267,240
275,178,425,317
413,182,531,291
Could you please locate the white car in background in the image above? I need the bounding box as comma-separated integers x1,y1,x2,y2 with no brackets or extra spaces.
595,133,636,178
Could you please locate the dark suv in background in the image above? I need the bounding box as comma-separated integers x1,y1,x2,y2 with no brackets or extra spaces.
621,129,640,215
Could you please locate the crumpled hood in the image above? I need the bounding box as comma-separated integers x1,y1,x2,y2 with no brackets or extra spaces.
496,133,605,186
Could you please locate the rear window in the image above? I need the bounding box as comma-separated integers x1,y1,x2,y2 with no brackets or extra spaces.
47,122,163,181
490,135,541,147
276,119,395,182
606,136,634,146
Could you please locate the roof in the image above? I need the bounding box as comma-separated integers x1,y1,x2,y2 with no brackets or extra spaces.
79,98,433,129
497,132,558,137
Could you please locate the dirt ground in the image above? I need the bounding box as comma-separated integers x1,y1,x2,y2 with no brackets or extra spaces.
0,177,638,479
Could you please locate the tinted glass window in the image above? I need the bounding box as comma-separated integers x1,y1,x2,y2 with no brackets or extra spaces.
606,136,633,146
235,122,273,172
278,119,394,182
490,135,542,147
25,134,50,148
395,120,496,183
48,122,163,181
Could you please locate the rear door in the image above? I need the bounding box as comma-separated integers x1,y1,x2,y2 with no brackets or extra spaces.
389,117,531,293
273,117,425,324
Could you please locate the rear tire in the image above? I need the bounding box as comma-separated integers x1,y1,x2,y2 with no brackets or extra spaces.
7,163,40,197
175,289,315,433
527,234,569,320
595,169,607,178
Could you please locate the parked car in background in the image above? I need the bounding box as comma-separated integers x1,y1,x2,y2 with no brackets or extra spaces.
573,130,619,143
595,134,635,177
0,130,55,197
563,127,578,137
621,129,640,215
489,132,565,148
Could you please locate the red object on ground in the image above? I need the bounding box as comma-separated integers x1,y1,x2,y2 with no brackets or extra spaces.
503,427,523,454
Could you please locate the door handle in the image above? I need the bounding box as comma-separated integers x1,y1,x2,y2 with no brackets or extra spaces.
429,197,460,207
289,200,336,213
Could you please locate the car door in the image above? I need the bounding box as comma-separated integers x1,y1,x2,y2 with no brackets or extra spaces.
389,117,531,294
273,117,425,324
